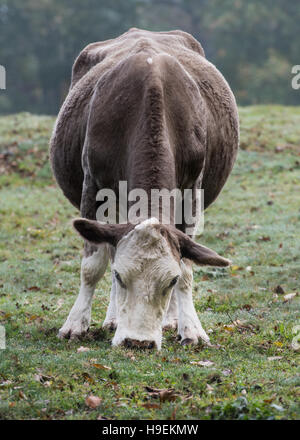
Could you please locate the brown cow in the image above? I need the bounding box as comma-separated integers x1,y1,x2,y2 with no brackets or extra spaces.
50,28,239,350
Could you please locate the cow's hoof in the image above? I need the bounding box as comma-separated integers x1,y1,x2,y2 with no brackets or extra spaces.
181,338,194,346
58,329,87,340
58,321,90,340
177,321,210,346
102,319,117,332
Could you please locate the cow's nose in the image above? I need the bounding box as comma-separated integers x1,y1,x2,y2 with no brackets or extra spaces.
123,338,156,349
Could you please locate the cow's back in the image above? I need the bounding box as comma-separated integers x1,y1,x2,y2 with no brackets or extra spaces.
50,28,239,210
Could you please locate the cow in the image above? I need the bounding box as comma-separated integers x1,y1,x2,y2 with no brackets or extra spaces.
50,28,239,350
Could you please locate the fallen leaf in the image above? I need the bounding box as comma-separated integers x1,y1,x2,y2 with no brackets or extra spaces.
144,387,179,402
190,360,215,367
258,236,271,242
34,373,54,384
222,369,232,376
267,356,283,361
123,351,136,361
141,403,160,409
27,314,41,322
283,293,296,301
224,325,235,332
77,346,90,353
231,265,243,271
92,363,111,370
264,394,277,404
85,395,102,409
82,372,95,384
18,390,27,400
241,304,252,311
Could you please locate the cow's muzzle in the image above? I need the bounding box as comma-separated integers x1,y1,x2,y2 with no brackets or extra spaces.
122,338,156,350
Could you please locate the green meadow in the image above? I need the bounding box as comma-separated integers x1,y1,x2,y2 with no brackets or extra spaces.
0,107,299,419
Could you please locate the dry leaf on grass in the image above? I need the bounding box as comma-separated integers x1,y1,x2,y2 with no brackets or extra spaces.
263,394,277,404
92,363,111,370
283,293,297,301
145,386,179,402
224,319,257,334
190,360,215,367
85,395,102,409
34,372,54,385
82,372,95,384
18,390,27,400
222,369,232,376
141,403,161,409
77,346,90,353
224,325,235,332
267,356,283,361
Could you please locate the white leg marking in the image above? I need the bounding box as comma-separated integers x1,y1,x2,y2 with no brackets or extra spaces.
175,259,210,345
102,275,117,330
58,245,108,339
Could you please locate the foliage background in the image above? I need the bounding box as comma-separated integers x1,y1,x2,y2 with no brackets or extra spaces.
0,0,299,114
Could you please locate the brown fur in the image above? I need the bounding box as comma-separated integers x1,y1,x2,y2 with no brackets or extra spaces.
50,28,239,233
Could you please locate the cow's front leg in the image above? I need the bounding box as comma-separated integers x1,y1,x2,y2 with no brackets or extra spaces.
58,244,109,339
175,259,210,345
102,275,117,331
162,291,178,330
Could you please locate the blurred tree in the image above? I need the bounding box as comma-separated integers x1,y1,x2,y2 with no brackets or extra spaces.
0,0,299,114
0,0,139,114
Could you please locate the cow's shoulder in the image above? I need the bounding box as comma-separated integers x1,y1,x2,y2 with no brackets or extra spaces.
71,40,114,88
160,29,205,58
71,29,205,88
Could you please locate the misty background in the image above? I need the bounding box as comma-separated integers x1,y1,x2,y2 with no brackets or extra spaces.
0,0,299,115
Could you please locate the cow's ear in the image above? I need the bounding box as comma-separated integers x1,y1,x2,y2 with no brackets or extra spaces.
73,218,133,246
177,232,231,267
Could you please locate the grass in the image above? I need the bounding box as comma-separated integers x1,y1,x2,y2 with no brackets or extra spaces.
0,106,299,420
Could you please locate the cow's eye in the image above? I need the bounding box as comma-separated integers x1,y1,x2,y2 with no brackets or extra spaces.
114,270,126,288
169,276,179,288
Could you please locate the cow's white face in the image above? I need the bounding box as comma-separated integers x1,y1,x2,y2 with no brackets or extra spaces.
73,217,231,350
111,218,181,349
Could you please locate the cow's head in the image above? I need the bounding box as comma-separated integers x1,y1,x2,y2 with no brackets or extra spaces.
73,218,230,349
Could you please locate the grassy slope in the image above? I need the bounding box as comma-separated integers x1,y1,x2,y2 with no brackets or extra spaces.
0,107,299,420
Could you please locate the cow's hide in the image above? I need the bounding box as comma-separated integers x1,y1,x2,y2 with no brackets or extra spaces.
50,28,239,349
